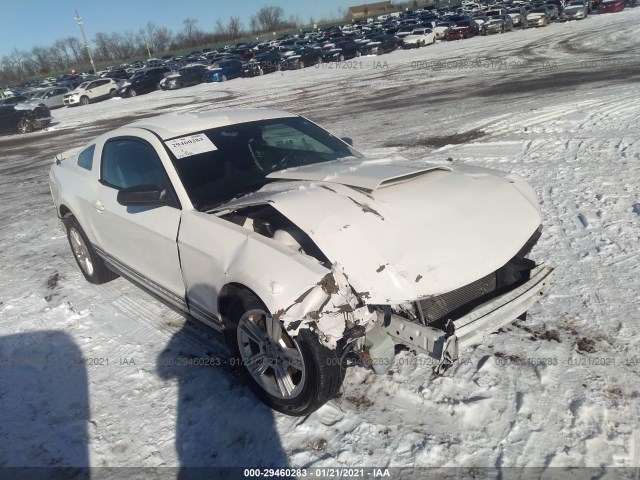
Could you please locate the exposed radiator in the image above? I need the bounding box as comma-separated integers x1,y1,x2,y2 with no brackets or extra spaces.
418,272,497,324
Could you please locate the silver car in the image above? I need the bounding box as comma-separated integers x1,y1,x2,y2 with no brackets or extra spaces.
26,87,70,109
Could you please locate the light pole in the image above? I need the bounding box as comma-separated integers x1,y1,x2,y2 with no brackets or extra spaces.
74,10,97,74
141,32,152,59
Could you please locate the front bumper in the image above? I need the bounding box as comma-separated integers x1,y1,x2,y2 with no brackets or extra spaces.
63,96,79,105
374,264,554,373
527,17,547,25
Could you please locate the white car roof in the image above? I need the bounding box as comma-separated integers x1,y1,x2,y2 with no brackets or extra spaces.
123,109,299,140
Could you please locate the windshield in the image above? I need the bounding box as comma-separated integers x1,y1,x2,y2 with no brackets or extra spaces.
78,82,90,90
168,117,362,210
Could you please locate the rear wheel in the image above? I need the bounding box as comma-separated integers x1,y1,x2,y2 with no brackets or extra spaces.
16,118,34,134
224,293,344,416
63,216,118,284
80,96,89,106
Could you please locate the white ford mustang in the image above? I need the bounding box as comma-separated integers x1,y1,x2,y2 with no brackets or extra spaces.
49,109,553,415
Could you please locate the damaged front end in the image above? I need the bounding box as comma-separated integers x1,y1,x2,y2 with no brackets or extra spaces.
214,183,553,377
231,204,550,376
276,227,552,376
363,228,554,374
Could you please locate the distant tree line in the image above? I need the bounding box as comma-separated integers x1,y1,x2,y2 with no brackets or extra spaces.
1,5,345,85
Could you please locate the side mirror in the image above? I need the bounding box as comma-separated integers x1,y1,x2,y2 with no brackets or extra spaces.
341,137,354,146
117,184,169,207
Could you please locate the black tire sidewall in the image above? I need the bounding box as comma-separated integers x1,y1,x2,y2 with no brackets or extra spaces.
224,294,342,416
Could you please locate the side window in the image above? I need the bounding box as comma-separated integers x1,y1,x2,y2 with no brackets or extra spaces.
87,82,97,90
101,138,169,190
77,145,95,171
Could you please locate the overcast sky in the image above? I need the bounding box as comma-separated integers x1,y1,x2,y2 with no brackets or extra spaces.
0,0,358,58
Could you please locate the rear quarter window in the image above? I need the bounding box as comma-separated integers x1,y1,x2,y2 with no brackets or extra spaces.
77,145,95,171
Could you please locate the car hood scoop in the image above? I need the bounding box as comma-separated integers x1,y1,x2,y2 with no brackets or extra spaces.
267,158,450,191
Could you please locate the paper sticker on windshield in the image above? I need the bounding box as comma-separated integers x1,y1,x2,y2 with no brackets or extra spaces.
165,134,217,159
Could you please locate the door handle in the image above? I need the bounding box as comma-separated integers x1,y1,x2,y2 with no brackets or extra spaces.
92,200,105,212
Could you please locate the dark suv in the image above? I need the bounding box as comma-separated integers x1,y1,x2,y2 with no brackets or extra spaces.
159,65,207,90
241,52,284,77
114,66,171,97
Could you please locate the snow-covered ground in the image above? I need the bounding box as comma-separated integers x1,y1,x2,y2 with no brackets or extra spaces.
1,10,639,474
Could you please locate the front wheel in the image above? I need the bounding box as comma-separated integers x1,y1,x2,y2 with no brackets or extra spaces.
224,294,344,416
80,96,89,106
221,74,227,82
109,88,116,97
128,88,137,97
63,216,118,284
16,118,34,134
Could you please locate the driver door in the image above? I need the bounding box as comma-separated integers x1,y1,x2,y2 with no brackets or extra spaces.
91,136,186,308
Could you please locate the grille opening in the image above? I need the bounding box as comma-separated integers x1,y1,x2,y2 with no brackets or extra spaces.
417,228,541,329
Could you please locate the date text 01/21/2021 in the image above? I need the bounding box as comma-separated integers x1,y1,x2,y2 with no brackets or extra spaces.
243,468,391,477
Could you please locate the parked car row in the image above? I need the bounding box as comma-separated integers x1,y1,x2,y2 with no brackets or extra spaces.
0,0,634,135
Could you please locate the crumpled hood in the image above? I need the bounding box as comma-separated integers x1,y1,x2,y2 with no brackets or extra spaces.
217,158,542,304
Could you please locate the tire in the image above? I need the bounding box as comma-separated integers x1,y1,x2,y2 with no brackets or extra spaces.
109,88,116,97
63,216,118,284
221,74,227,81
80,96,89,106
224,293,344,416
16,118,34,134
339,54,345,62
128,89,137,97
316,57,322,65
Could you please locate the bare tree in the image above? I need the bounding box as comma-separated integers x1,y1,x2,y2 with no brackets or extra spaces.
152,26,173,53
65,36,86,64
93,32,112,61
30,46,51,74
250,5,286,32
182,17,200,46
227,16,244,39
